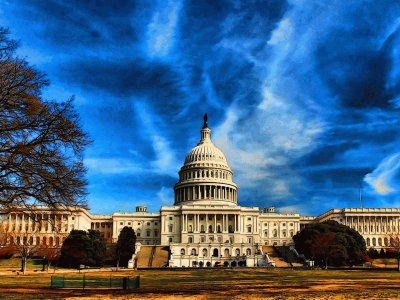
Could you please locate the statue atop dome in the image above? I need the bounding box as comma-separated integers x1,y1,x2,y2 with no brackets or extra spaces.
203,113,208,129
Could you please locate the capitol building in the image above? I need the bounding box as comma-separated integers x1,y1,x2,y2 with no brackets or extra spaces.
1,115,400,267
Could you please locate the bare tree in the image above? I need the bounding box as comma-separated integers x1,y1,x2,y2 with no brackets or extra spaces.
0,210,67,273
0,219,39,274
0,27,90,209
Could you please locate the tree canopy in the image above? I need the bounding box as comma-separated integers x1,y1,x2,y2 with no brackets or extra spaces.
58,230,106,268
116,226,136,267
0,27,90,209
293,220,367,267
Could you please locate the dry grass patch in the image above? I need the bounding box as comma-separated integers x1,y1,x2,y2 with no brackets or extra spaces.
0,268,400,299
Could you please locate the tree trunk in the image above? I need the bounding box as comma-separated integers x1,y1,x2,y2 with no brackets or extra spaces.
21,256,27,274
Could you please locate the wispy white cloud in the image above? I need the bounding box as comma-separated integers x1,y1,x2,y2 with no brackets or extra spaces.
157,186,174,205
268,17,292,46
364,152,400,195
134,102,180,176
146,0,182,59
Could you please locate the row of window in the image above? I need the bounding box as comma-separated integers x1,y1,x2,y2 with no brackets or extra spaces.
366,236,400,247
118,221,158,226
5,223,72,232
4,235,67,246
180,169,231,181
136,229,158,238
349,225,399,233
7,214,74,221
180,247,253,257
263,230,295,238
186,235,254,244
262,222,294,227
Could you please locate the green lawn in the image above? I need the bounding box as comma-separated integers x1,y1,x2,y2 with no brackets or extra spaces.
0,268,399,299
0,258,44,271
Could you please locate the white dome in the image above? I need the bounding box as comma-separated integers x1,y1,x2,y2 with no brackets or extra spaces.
184,141,229,168
174,114,237,206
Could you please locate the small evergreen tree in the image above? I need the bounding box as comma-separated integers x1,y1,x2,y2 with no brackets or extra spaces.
367,248,379,259
59,230,106,268
379,248,386,258
116,227,136,268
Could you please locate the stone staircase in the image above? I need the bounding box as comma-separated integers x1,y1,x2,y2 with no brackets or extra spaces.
262,246,290,267
135,245,170,268
151,246,169,267
135,245,153,268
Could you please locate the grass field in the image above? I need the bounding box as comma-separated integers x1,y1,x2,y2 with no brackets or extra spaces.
0,268,400,299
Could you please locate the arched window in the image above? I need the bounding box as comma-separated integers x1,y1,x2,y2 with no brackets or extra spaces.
235,248,240,256
191,248,197,255
202,248,208,257
209,225,213,233
188,236,193,243
290,230,294,237
264,231,268,237
212,248,219,257
49,236,54,247
372,238,376,246
366,238,370,246
188,225,193,233
36,236,40,245
168,224,173,233
273,229,278,237
228,225,233,233
181,248,185,255
246,248,251,255
378,237,382,246
224,248,230,257
247,226,252,233
217,225,221,233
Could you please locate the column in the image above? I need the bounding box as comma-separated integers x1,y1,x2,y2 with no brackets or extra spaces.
214,214,217,233
21,214,25,233
222,214,225,232
185,214,188,232
206,214,209,233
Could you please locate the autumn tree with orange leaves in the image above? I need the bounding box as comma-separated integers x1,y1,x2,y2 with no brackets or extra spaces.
0,27,90,209
386,233,400,271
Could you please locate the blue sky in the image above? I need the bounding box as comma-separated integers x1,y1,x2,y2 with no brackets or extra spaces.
1,0,400,215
